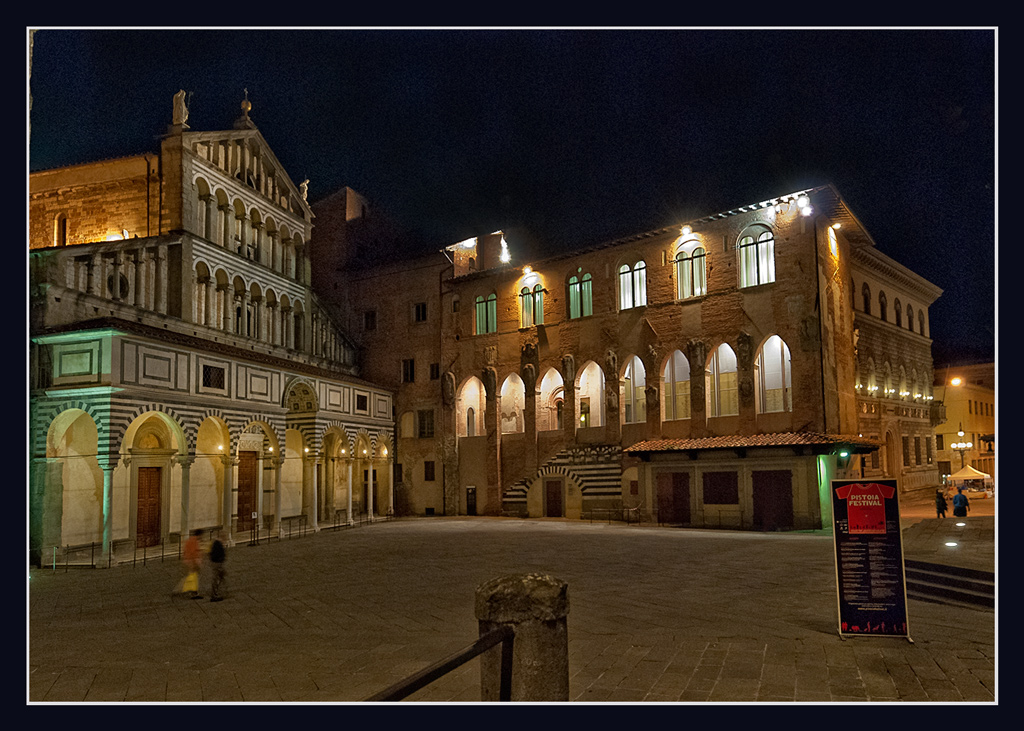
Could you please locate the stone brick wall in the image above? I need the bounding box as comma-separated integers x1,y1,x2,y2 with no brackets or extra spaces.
30,156,159,250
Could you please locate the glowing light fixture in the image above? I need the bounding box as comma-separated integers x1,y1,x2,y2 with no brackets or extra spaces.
950,377,963,386
681,225,692,236
956,522,966,527
945,542,958,547
831,223,841,229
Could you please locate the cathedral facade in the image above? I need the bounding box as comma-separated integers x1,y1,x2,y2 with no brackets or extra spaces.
29,95,395,567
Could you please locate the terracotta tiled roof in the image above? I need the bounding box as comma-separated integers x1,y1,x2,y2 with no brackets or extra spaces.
624,432,879,454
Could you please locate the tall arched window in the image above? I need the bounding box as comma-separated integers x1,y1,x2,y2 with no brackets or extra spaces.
754,335,792,413
738,228,775,287
622,355,647,424
576,361,605,429
675,246,707,299
906,304,914,333
878,291,888,322
531,284,545,325
568,272,593,319
706,344,738,417
520,287,534,328
895,299,903,328
918,310,925,336
500,374,526,434
862,283,871,315
475,293,497,334
619,261,646,310
662,350,691,421
54,213,68,246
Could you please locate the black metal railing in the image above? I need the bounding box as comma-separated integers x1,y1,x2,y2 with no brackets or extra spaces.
365,625,514,702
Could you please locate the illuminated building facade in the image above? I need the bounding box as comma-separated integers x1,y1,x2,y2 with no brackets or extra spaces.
932,363,995,482
317,185,943,529
29,94,394,566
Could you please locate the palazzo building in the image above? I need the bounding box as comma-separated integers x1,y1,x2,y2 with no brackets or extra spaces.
29,93,395,567
315,184,943,530
931,362,995,482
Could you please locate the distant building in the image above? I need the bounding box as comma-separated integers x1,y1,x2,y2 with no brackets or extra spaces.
932,363,995,482
314,185,944,530
29,94,394,567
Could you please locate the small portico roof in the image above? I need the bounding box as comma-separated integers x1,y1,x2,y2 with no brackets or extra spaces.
624,432,879,455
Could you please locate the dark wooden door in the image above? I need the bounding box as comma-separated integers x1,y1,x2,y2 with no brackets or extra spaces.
545,480,563,517
466,487,477,516
752,470,794,531
237,451,258,531
656,472,691,524
137,467,161,548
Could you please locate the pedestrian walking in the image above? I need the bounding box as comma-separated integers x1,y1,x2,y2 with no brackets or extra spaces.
952,487,970,517
209,536,227,602
175,529,203,598
935,489,948,518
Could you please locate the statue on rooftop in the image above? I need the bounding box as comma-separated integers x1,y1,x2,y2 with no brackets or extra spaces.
300,179,309,202
173,89,189,126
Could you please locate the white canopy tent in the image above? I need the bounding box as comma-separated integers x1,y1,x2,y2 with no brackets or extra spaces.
948,465,991,482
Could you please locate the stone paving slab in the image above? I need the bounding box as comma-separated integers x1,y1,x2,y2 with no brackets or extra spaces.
27,517,996,704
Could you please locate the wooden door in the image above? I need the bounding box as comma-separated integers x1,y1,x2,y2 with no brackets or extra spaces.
656,472,691,525
466,487,477,516
752,470,794,531
237,451,258,531
545,480,563,517
136,467,161,548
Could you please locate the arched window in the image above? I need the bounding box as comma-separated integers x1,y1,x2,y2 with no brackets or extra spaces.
538,368,564,432
738,228,775,287
568,271,593,319
675,246,707,299
862,283,871,315
519,284,544,326
662,350,691,421
576,361,605,429
918,310,925,336
622,355,647,424
906,304,914,333
619,261,646,310
500,374,526,434
475,293,497,334
754,335,792,413
706,344,738,417
54,213,68,246
457,377,486,437
895,299,903,328
878,291,888,322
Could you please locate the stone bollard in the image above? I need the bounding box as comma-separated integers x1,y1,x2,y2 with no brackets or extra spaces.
475,573,569,701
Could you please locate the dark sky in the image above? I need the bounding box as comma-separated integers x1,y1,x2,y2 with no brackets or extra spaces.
27,28,996,365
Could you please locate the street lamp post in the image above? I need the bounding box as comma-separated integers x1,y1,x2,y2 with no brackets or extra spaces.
952,423,973,470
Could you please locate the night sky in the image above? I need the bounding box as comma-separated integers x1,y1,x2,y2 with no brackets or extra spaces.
27,28,996,366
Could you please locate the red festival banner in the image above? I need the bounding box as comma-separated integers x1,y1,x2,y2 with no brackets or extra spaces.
831,479,911,639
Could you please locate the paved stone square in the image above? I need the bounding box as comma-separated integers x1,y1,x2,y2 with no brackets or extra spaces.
28,515,996,704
